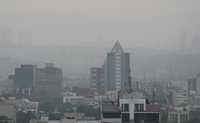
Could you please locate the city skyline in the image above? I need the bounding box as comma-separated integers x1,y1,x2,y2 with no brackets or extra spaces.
0,1,200,123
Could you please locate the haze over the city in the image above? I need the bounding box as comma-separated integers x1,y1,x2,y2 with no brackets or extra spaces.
0,0,200,82
0,0,200,48
1,1,200,123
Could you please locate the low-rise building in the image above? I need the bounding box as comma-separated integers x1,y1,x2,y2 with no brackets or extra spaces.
63,91,98,106
188,95,200,106
77,120,101,123
189,110,200,121
64,113,85,120
104,90,119,102
63,92,84,104
134,104,161,123
168,107,189,123
90,67,104,94
0,97,16,123
30,120,48,123
120,97,146,122
119,95,161,123
72,87,96,98
101,101,121,123
60,119,76,123
172,89,188,106
15,98,39,113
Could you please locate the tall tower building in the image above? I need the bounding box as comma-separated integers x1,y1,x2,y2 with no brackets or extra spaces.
104,41,131,91
14,65,37,97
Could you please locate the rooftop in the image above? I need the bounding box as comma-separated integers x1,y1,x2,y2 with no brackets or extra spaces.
111,40,124,53
102,102,120,113
121,91,145,99
145,104,161,112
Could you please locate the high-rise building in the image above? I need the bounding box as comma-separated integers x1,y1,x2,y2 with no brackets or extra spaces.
187,73,200,96
104,41,131,91
90,67,104,93
195,74,200,95
188,78,197,95
14,65,37,97
13,63,62,98
34,63,63,98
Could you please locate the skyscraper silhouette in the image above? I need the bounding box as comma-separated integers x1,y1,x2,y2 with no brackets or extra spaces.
104,41,131,91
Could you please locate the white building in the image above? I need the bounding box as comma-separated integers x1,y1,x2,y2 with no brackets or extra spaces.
63,92,84,104
119,92,161,123
168,107,189,123
15,98,39,112
172,89,188,106
120,97,146,121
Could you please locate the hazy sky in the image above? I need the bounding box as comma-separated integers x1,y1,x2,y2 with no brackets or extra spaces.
0,0,200,49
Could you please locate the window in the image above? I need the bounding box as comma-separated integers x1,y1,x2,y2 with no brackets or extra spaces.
122,104,129,112
135,104,144,112
122,113,130,122
103,113,121,118
124,104,129,112
115,67,121,71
